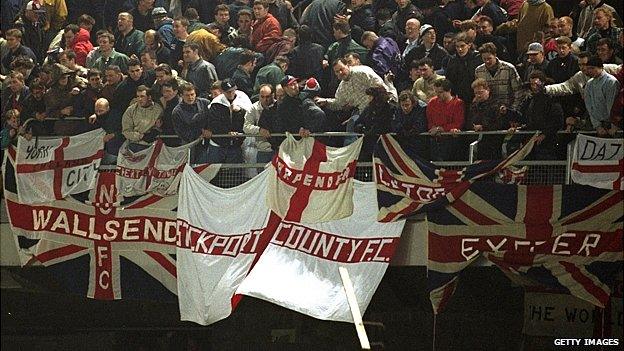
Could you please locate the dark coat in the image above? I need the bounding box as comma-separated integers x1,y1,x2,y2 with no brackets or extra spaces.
404,43,449,70
355,102,396,161
205,94,246,147
300,0,347,48
172,97,210,144
445,51,483,103
368,37,401,76
287,42,325,78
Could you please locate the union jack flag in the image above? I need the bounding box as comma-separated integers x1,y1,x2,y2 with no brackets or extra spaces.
373,134,537,222
3,147,183,300
427,182,623,314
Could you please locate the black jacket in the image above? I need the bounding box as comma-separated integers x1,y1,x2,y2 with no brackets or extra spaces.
205,94,246,147
446,51,483,103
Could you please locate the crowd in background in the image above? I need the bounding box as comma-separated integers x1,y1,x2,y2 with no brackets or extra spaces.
0,0,622,164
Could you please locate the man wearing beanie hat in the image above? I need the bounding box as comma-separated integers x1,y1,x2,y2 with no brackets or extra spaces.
583,56,620,136
403,24,449,70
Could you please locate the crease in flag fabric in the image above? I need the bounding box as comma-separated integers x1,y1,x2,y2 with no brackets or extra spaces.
374,133,536,222
176,165,275,325
116,139,202,197
267,134,363,224
237,181,406,322
571,134,623,190
15,128,105,204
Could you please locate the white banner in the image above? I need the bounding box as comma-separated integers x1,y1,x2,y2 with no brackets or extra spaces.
267,135,363,223
176,165,273,325
571,135,623,190
116,139,201,197
238,181,405,322
15,129,105,204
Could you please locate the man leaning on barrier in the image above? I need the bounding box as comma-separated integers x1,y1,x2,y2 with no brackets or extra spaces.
121,85,163,152
172,83,210,163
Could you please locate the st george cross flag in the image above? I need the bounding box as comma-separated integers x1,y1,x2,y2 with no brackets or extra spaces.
176,165,274,325
15,128,104,204
116,139,202,197
427,182,623,314
3,149,179,300
237,181,406,322
374,133,536,222
571,134,623,190
267,134,363,223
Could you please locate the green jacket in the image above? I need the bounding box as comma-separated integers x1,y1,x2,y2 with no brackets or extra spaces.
254,63,285,94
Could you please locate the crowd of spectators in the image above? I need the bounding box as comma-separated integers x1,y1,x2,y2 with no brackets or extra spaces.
1,0,622,165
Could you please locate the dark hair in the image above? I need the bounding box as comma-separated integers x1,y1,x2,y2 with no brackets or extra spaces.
274,55,289,65
454,32,472,44
60,50,76,60
596,38,615,49
478,42,497,55
478,15,494,26
344,52,360,60
128,58,142,68
11,55,35,69
154,63,172,75
253,0,269,8
528,70,547,81
173,16,190,27
64,24,80,34
184,7,199,20
365,86,390,107
98,31,115,44
398,90,416,103
332,57,348,68
238,9,252,18
105,65,122,73
214,4,229,14
140,50,157,60
377,8,393,21
78,14,95,26
332,19,351,34
136,85,152,98
416,57,433,68
179,82,195,92
239,50,256,65
183,42,201,51
87,69,101,79
433,78,452,92
578,51,592,60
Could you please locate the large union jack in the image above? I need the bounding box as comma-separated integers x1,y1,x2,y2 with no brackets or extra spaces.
427,182,623,314
3,147,180,300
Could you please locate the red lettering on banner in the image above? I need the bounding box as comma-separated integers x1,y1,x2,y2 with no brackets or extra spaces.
272,155,357,191
94,242,114,299
177,219,265,256
427,231,623,262
269,221,399,263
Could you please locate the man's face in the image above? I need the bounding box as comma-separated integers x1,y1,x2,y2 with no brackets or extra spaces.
422,29,436,44
443,37,455,52
418,64,433,79
31,87,45,98
547,20,559,36
182,88,196,104
253,5,268,20
6,35,19,50
434,86,449,100
155,71,168,84
396,0,409,9
275,86,285,101
478,21,493,35
141,54,156,69
455,40,470,57
585,65,602,78
95,102,109,116
238,15,252,32
333,62,350,81
481,52,497,68
98,37,113,52
530,77,543,93
88,74,102,88
145,35,157,50
464,28,476,41
409,67,421,81
284,82,299,97
344,55,361,66
405,20,420,41
579,57,591,76
473,86,489,102
362,37,375,50
400,98,413,114
594,11,610,30
224,89,237,101
259,88,274,107
183,47,197,63
216,10,229,25
162,86,177,101
211,88,222,99
596,44,613,62
527,52,544,64
118,15,132,32
59,54,74,68
8,78,24,93
64,30,76,45
173,20,188,38
557,43,572,58
128,65,143,81
137,90,151,107
558,20,571,36
105,70,121,84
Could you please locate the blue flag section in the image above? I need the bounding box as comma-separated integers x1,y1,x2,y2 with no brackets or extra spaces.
3,147,178,301
373,135,623,314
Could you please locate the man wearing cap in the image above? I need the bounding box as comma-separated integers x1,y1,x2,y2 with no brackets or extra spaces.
404,24,449,70
204,79,251,164
523,42,548,82
260,75,325,147
583,56,620,136
152,7,175,50
182,42,218,99
14,1,48,64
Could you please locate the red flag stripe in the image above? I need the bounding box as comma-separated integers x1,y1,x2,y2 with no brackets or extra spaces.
562,191,623,226
381,135,418,178
36,244,88,264
16,150,104,173
524,186,554,241
144,140,164,191
559,261,610,307
145,251,177,278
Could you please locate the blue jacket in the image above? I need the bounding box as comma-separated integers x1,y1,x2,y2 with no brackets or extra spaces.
172,98,211,144
368,37,401,77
